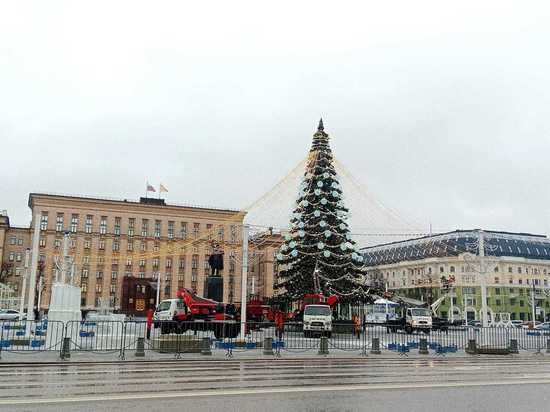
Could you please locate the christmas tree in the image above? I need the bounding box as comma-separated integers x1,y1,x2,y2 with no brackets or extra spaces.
274,119,367,302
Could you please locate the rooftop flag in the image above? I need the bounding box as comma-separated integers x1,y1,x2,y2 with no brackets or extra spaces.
159,183,168,193
146,182,156,192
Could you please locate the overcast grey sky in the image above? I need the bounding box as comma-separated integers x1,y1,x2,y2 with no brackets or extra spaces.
1,1,549,239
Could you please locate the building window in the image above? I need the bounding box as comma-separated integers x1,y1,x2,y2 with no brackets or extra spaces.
55,213,63,232
450,266,455,273
193,223,200,238
128,218,135,237
127,241,134,251
230,225,237,243
218,226,224,242
54,239,61,249
83,256,90,264
39,237,46,247
206,224,213,240
85,215,93,234
82,268,89,278
98,240,105,250
95,284,102,293
112,240,120,252
70,239,76,248
141,219,148,237
168,221,174,239
154,242,160,252
139,259,146,268
111,271,118,280
8,252,14,262
40,213,48,231
495,288,501,295
179,257,185,269
153,257,159,268
9,237,16,245
520,300,524,307
15,253,22,262
154,220,161,238
494,277,499,284
113,217,121,236
439,267,444,273
519,279,523,284
140,241,147,252
81,283,88,292
166,258,172,268
96,271,103,279
110,284,116,293
494,266,499,273
126,258,132,266
70,214,78,233
495,299,501,306
518,267,522,274
192,255,198,269
99,216,107,235
84,239,91,249
180,222,187,239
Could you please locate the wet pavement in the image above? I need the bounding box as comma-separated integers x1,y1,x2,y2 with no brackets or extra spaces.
1,356,550,411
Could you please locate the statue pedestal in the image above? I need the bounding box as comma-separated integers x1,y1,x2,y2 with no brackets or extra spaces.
46,283,81,349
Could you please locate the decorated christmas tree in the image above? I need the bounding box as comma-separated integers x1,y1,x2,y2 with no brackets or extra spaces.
274,119,367,302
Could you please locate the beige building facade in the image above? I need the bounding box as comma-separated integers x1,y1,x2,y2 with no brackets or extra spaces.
1,193,282,311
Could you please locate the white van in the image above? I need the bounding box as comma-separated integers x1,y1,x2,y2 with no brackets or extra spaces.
303,304,332,338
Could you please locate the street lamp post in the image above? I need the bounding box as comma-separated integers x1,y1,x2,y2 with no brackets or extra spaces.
19,249,30,320
478,230,489,328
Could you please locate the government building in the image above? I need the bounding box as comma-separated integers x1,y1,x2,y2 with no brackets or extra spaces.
0,193,282,314
362,230,550,322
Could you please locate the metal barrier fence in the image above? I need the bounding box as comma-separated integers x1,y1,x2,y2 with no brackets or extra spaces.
2,319,550,359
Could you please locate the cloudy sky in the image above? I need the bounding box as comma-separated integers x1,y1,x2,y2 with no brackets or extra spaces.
1,1,549,241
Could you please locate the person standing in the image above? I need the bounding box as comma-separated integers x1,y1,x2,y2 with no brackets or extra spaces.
146,308,154,340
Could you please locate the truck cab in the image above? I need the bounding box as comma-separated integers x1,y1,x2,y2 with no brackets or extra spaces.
405,307,432,333
303,304,332,338
153,298,187,322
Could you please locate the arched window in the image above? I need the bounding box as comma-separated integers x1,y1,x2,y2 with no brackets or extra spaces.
450,266,455,273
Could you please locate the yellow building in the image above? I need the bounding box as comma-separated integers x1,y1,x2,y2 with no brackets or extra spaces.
1,193,282,311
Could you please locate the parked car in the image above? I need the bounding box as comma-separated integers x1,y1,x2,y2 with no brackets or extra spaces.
511,320,523,328
0,309,26,321
535,322,550,331
467,320,481,328
522,321,541,330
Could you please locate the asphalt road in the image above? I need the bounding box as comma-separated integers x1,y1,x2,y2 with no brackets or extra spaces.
2,356,550,411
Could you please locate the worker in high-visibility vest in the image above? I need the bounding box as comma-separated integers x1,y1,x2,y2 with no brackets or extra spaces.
352,314,361,339
275,310,285,340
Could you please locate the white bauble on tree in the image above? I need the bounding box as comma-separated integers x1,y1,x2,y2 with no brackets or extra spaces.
317,181,323,187
314,210,321,217
323,250,331,258
319,220,327,228
317,242,325,249
324,230,332,238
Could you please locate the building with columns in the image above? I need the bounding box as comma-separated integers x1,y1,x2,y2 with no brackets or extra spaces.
362,230,550,322
1,193,282,313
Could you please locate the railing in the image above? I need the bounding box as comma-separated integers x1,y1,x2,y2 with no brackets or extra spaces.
1,319,550,360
